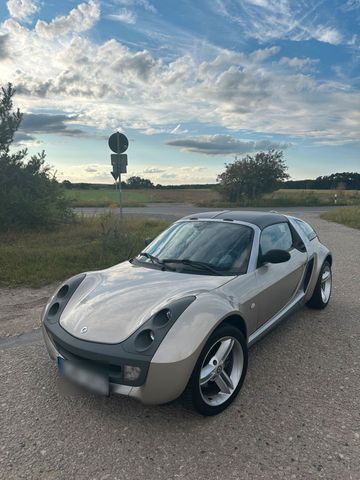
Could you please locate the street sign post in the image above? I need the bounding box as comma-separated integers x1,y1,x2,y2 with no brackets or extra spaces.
108,132,129,218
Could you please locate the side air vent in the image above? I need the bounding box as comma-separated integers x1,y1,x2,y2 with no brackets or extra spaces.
303,258,314,292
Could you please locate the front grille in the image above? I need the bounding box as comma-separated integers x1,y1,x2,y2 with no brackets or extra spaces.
54,340,123,384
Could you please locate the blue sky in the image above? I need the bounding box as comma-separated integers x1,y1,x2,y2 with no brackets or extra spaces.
0,0,359,184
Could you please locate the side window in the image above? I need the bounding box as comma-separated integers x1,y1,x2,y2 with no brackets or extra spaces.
293,218,317,241
260,222,293,255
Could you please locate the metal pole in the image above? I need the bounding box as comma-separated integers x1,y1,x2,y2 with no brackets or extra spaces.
118,173,123,219
116,132,123,219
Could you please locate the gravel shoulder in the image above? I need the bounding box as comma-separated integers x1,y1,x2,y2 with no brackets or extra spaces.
0,284,57,338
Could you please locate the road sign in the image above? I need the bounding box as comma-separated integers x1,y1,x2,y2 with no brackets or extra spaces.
108,132,129,219
111,153,127,173
108,132,128,154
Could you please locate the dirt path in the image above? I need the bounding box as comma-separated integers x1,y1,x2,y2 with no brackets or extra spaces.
0,284,57,337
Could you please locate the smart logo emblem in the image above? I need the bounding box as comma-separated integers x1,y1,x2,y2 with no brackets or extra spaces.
80,326,88,334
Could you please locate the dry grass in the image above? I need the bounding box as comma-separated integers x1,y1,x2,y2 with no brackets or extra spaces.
321,206,360,230
66,188,220,207
0,215,169,287
199,189,360,208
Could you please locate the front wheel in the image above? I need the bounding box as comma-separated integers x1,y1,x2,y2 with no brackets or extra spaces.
183,324,248,416
307,260,332,309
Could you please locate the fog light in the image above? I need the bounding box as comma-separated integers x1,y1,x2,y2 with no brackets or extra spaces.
124,365,141,381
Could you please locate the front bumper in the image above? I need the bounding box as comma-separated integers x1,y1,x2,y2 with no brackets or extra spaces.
42,322,195,404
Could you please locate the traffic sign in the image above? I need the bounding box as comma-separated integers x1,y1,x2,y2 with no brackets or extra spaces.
111,153,127,173
108,132,128,153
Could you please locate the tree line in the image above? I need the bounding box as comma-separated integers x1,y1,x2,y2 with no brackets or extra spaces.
63,172,360,192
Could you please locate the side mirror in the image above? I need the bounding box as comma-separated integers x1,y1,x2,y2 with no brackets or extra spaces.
144,237,154,246
261,249,291,265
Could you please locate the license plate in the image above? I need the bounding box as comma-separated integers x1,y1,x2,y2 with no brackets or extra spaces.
57,356,109,396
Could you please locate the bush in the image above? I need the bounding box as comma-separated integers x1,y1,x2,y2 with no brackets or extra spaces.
217,150,289,202
0,83,71,231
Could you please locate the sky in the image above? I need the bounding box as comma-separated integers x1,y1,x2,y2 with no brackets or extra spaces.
0,0,359,185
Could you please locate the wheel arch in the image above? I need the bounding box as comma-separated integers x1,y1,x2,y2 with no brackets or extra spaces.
325,253,333,266
219,314,248,342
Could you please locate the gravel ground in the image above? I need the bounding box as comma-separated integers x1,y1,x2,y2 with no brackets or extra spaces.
0,213,359,480
0,285,56,338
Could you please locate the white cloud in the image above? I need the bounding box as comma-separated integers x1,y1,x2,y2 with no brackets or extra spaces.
215,0,345,46
313,26,342,45
109,9,137,24
35,1,100,38
111,0,156,14
0,2,359,148
279,56,319,70
6,0,39,23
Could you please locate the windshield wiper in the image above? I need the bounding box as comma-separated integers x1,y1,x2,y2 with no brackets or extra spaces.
162,258,226,275
138,252,165,266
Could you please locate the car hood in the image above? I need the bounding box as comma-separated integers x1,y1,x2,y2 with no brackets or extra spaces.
59,261,233,344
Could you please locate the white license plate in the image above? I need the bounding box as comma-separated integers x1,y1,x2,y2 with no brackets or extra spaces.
57,356,109,396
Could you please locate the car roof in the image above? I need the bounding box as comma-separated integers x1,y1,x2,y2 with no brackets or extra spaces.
182,210,288,229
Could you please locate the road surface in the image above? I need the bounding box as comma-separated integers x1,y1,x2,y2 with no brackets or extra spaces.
75,203,338,221
1,210,359,480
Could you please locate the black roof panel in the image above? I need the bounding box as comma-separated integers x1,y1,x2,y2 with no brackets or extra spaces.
182,210,287,229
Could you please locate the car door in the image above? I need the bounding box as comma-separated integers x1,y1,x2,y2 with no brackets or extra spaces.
254,222,307,327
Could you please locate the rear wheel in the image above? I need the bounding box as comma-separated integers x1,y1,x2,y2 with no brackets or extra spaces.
183,324,248,416
307,260,332,309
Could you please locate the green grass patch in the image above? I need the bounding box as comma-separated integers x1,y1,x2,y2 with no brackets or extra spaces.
320,206,360,230
65,188,220,207
0,215,169,287
197,189,360,208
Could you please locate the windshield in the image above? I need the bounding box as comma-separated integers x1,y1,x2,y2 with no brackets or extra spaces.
136,220,253,275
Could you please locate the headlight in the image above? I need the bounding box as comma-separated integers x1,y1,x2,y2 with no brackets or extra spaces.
42,273,86,325
122,296,196,356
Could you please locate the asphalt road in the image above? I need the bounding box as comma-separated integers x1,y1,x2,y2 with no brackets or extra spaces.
75,203,338,221
1,211,360,480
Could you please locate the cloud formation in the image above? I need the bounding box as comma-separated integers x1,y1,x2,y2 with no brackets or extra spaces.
20,113,84,136
6,0,39,23
166,135,291,155
109,9,137,24
35,1,100,38
0,0,359,148
216,0,344,45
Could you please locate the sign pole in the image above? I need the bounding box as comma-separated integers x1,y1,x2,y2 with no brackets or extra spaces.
108,131,128,220
118,173,123,219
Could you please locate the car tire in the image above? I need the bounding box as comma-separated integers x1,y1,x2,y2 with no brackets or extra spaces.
182,324,248,416
306,260,332,309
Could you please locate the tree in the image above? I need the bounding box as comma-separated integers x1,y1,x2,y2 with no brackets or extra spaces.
126,176,154,189
0,83,71,230
217,150,289,202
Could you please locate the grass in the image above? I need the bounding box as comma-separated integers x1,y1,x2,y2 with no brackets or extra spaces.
66,188,220,208
0,215,169,287
321,206,360,230
197,189,360,208
66,187,360,208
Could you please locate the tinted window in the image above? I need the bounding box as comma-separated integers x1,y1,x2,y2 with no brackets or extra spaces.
139,221,253,275
293,218,317,240
260,222,293,255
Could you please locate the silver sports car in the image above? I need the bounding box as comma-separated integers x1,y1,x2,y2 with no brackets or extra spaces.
42,211,332,415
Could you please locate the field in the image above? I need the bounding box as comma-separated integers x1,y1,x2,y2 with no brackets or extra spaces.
0,215,168,287
321,206,360,229
200,189,360,208
65,188,219,207
65,187,360,208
